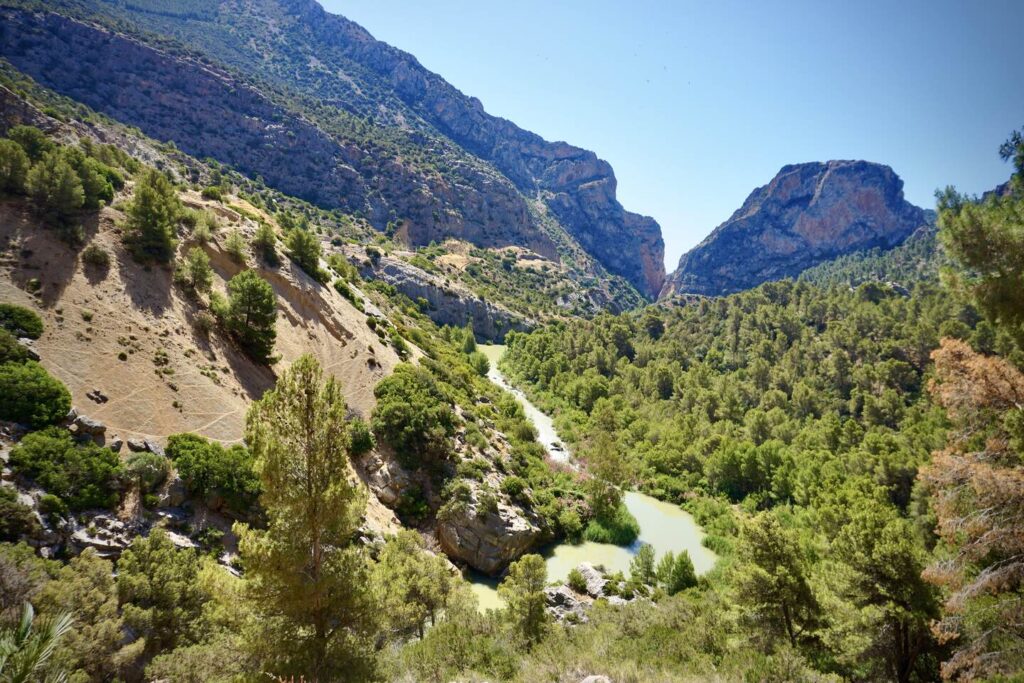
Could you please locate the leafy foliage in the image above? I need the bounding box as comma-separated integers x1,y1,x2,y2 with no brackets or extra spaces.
0,362,71,429
125,168,181,263
372,363,457,467
224,270,276,363
8,427,122,511
165,433,260,513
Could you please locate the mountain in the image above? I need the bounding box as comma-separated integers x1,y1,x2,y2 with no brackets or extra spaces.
661,160,930,297
0,0,665,299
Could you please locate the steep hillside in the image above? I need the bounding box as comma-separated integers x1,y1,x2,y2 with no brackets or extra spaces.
662,160,930,297
0,1,665,299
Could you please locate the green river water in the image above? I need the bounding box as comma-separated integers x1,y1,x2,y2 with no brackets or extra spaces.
471,345,717,610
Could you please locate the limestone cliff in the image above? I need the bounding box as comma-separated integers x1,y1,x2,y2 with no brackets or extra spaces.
662,160,929,297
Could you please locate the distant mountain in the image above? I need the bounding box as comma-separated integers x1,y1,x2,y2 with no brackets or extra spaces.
0,0,665,298
661,160,930,297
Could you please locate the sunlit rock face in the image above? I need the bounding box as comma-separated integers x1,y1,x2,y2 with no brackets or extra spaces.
662,160,928,297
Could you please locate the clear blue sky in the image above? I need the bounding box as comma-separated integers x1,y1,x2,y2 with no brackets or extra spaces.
324,0,1024,269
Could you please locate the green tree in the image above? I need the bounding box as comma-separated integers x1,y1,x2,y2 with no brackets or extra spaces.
126,168,180,263
235,355,377,680
8,125,54,162
224,229,247,263
374,530,458,639
372,364,457,467
0,138,30,194
937,128,1024,343
253,221,278,266
498,554,549,647
174,247,213,295
8,427,122,511
225,270,277,363
61,147,113,210
286,228,324,281
583,428,629,520
36,549,142,682
630,542,657,585
656,550,697,595
117,529,203,658
0,362,71,428
165,433,260,513
26,149,84,222
734,512,821,648
836,503,940,683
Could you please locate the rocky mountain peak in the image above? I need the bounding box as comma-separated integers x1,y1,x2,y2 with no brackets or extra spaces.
661,160,928,297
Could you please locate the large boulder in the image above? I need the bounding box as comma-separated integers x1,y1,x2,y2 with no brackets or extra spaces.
576,562,610,598
73,414,106,436
438,497,542,576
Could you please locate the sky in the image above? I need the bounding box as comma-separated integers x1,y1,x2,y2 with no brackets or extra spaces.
324,0,1024,270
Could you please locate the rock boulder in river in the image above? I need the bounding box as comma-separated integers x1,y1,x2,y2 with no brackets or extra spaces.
438,497,543,575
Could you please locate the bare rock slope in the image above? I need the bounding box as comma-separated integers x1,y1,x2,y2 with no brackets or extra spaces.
662,160,929,297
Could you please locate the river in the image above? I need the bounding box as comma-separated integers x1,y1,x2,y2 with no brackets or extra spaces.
470,345,717,610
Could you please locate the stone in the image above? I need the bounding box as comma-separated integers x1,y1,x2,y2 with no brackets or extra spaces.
156,475,187,508
575,562,609,598
662,160,930,298
108,435,123,453
16,337,39,361
126,438,147,452
73,414,106,436
143,439,165,457
545,585,590,624
437,494,543,575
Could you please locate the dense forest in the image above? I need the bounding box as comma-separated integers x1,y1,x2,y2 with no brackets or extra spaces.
1,59,1023,683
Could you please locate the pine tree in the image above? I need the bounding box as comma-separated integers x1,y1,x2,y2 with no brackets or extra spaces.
498,553,549,647
26,149,84,222
286,228,324,280
225,270,276,363
0,139,30,194
174,247,213,295
374,530,459,639
126,168,180,263
236,355,377,680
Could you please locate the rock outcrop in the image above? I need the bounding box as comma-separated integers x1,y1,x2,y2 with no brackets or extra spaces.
662,161,929,297
0,4,665,298
437,495,543,576
354,250,533,342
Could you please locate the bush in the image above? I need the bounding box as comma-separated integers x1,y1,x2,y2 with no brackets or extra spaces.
200,185,223,201
124,452,170,492
467,350,490,377
500,475,527,499
224,229,247,263
0,304,43,339
81,243,110,268
286,228,326,282
165,433,260,513
348,418,375,455
8,427,122,510
0,486,41,541
0,329,29,364
253,222,278,266
0,361,71,428
567,567,588,594
583,502,640,545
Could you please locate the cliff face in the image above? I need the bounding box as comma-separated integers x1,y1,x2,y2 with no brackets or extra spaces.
0,1,665,298
661,161,928,297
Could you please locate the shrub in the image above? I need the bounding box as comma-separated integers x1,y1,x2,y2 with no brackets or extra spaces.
0,486,41,541
37,493,67,519
583,502,640,545
656,550,697,595
467,350,490,377
165,433,260,513
200,185,223,201
253,222,278,265
124,452,170,492
0,361,71,428
173,247,213,295
81,243,110,268
500,475,527,499
8,427,122,510
0,304,43,339
224,229,247,263
286,228,326,282
567,567,588,594
348,418,375,455
0,329,29,364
